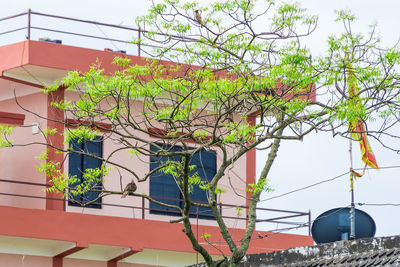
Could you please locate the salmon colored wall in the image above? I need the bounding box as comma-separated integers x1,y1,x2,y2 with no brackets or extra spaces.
246,115,256,212
0,42,29,73
27,40,143,74
46,87,65,211
0,92,48,210
0,205,313,257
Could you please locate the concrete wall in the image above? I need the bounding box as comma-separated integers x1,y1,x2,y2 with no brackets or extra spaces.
0,92,48,210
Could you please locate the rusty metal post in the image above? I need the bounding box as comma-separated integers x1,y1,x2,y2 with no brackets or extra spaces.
137,26,141,56
27,8,31,40
142,196,145,219
349,138,356,240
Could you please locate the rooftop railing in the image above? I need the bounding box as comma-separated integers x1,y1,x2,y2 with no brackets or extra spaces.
0,9,204,57
0,10,139,55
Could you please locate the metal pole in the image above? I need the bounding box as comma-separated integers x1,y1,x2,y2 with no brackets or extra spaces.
27,8,31,40
308,209,311,236
196,207,199,265
349,138,356,239
142,196,145,219
138,26,141,56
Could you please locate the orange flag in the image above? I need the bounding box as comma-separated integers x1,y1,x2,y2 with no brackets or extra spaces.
347,61,378,177
349,120,379,177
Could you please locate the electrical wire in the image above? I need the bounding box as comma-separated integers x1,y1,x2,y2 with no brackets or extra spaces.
357,202,400,207
259,165,400,203
260,170,350,202
236,166,400,242
203,165,400,245
156,165,400,217
201,206,352,247
95,23,121,51
202,206,352,246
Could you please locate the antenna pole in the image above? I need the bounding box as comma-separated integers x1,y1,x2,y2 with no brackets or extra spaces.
349,138,356,239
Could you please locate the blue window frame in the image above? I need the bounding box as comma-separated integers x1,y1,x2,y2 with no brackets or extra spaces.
68,137,103,208
149,144,216,219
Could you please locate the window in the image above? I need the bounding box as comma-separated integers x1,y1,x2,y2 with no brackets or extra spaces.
149,144,216,219
68,137,103,208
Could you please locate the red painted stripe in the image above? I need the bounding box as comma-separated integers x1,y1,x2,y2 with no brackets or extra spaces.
46,87,65,211
0,75,43,88
0,205,313,255
53,246,86,267
246,115,256,223
0,111,25,125
148,127,212,144
65,118,112,132
107,250,138,266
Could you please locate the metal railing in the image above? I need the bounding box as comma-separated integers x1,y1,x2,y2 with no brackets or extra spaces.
0,10,142,55
0,178,311,234
0,9,206,57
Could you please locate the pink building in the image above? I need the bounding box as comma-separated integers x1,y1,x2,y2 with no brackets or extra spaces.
0,11,313,267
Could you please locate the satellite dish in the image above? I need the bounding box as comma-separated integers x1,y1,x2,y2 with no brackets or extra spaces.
311,207,376,244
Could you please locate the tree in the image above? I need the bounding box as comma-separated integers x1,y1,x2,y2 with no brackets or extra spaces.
2,1,400,266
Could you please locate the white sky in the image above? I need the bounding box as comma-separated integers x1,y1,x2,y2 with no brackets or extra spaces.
256,0,400,238
1,0,399,239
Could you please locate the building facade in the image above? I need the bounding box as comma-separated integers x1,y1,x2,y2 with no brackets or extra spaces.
0,37,313,267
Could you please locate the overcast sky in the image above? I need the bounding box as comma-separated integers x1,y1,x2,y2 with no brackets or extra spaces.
256,0,400,239
1,1,399,239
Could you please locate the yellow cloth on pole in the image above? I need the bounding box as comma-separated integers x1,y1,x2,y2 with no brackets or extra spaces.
347,61,379,177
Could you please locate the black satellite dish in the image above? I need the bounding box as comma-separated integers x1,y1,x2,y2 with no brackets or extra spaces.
311,207,376,244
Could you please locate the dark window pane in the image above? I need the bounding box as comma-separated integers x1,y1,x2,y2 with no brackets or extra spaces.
82,137,103,208
68,138,83,205
189,149,216,219
149,144,181,215
149,144,216,219
68,137,103,208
